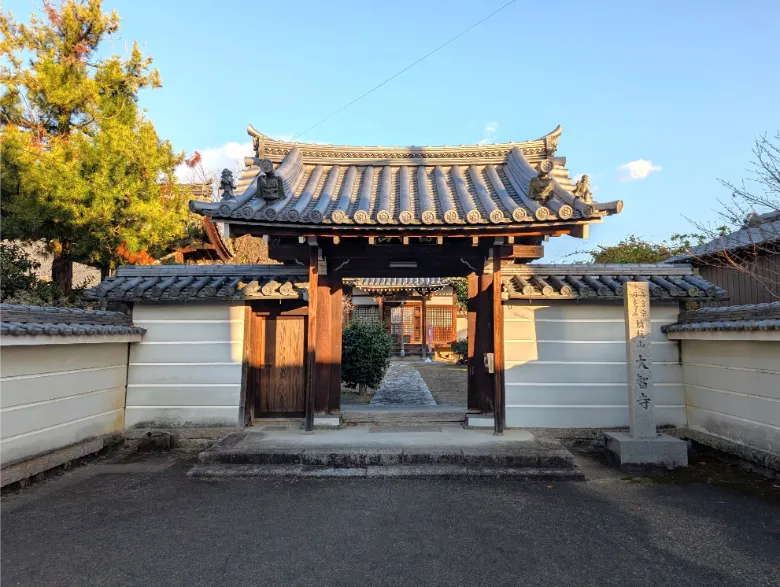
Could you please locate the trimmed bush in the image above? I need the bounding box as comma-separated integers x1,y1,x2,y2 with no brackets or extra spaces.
451,338,468,364
342,321,393,393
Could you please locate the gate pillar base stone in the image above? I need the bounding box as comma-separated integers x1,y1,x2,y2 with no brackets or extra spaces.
312,414,342,429
465,414,494,429
604,432,688,468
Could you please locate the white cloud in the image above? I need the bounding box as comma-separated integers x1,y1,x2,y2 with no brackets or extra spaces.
477,121,498,145
616,159,661,181
175,141,253,183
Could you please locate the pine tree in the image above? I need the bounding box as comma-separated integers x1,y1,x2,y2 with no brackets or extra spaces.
1,0,188,293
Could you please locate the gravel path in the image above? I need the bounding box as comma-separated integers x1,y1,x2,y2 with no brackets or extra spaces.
370,362,436,406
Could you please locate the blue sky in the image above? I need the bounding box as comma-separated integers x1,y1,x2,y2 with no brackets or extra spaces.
7,0,780,261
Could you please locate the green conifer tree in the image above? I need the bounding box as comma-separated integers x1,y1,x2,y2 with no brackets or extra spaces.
1,0,188,293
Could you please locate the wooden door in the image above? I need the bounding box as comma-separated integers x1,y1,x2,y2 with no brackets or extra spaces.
254,316,306,417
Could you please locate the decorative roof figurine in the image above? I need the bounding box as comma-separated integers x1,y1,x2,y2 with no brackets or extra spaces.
219,169,236,200
528,160,555,203
573,174,593,203
258,159,283,203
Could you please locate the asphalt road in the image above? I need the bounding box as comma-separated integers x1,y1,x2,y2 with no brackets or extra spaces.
2,455,779,587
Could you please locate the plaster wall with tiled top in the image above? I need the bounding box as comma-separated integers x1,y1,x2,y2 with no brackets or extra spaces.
663,302,780,465
125,303,246,428
503,302,685,429
1,343,128,465
1,304,143,471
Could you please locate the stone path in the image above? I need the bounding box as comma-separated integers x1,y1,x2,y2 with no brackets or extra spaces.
370,362,436,406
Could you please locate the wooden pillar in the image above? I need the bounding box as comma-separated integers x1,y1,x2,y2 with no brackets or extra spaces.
468,270,494,413
314,274,332,414
467,272,478,410
305,246,318,431
329,277,343,413
493,247,505,434
421,295,428,360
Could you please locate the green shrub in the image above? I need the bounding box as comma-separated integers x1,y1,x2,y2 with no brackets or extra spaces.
0,242,88,307
451,338,468,364
342,321,393,393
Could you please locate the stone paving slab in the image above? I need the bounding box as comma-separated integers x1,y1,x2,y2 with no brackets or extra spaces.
370,362,436,406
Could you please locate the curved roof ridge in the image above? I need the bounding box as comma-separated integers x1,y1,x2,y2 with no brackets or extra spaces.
247,124,561,161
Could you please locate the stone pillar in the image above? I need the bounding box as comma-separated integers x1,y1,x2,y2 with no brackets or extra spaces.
625,282,656,438
604,282,688,468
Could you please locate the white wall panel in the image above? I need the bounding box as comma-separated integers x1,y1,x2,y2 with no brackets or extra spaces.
681,339,780,455
503,302,685,429
124,406,240,428
0,343,128,464
126,303,245,427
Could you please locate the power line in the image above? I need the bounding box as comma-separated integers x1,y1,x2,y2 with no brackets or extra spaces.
292,0,518,140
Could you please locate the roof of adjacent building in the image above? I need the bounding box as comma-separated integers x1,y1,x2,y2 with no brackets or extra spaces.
85,265,309,302
501,263,726,301
189,125,622,230
662,301,780,333
0,304,145,337
665,210,780,263
350,277,451,294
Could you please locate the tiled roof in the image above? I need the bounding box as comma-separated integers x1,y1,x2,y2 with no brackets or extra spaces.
351,277,451,293
0,304,145,337
662,301,780,333
501,264,726,301
189,126,622,229
85,265,309,302
666,211,780,262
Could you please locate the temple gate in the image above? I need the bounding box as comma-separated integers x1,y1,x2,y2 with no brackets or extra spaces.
185,124,623,432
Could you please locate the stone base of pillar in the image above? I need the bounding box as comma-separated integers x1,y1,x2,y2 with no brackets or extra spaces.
604,432,688,468
312,414,342,429
464,414,494,428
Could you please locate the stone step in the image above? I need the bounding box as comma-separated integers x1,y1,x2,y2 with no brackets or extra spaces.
197,444,576,470
341,409,466,425
188,464,585,480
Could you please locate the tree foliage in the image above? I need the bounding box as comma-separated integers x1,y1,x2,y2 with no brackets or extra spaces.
341,321,393,393
0,0,188,292
579,234,708,264
451,277,468,310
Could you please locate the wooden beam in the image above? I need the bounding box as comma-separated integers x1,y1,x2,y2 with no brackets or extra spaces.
305,246,318,431
493,245,505,434
499,244,545,260
570,224,589,239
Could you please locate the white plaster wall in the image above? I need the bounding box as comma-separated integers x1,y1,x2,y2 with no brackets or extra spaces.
456,316,467,340
503,302,685,428
1,343,127,464
126,303,245,428
681,339,780,455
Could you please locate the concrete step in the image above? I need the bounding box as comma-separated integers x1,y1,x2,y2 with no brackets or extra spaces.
191,426,583,480
188,463,584,480
197,442,576,470
340,408,466,425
